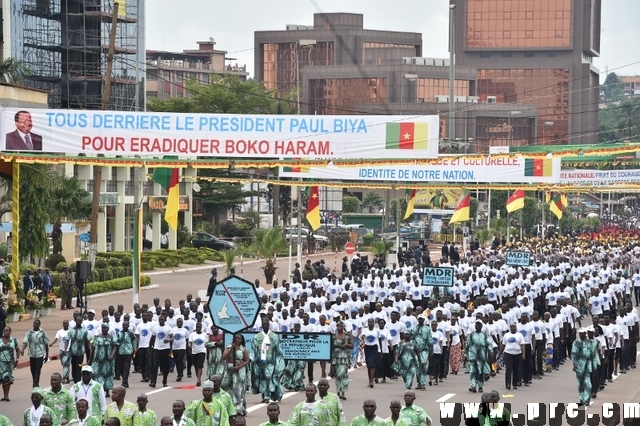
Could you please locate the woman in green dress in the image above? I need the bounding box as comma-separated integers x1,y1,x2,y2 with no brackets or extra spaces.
205,325,225,380
282,324,306,392
90,323,118,397
221,334,250,416
331,321,352,400
392,331,419,390
465,321,492,393
0,326,20,401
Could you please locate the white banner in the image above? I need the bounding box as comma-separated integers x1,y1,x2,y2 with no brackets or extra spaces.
280,156,561,183
1,109,440,159
560,169,640,186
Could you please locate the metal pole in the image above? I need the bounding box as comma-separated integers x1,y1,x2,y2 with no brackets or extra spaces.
395,187,401,258
449,4,456,147
297,186,303,267
487,189,492,231
295,42,300,115
400,77,403,115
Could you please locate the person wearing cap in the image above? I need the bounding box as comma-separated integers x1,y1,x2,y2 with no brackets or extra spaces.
69,366,107,419
185,380,230,426
571,327,598,406
24,387,59,426
0,413,12,426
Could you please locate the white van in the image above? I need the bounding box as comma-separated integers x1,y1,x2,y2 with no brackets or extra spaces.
343,224,366,230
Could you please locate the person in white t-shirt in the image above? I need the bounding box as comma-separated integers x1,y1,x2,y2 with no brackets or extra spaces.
428,321,445,385
499,323,525,390
188,322,208,386
49,320,70,384
149,315,173,388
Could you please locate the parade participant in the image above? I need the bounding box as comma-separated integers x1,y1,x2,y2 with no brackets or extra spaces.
288,384,332,426
90,323,118,397
104,386,137,426
386,400,409,426
188,321,207,387
149,315,172,388
258,403,288,426
115,321,136,388
185,380,230,426
69,366,107,419
171,400,195,426
572,328,598,406
399,391,432,426
205,325,225,380
499,323,525,390
360,318,382,388
350,399,387,426
465,321,492,393
66,399,101,426
0,413,11,426
132,394,156,426
331,321,352,400
392,332,419,390
317,378,346,426
49,320,70,384
428,320,445,386
65,315,90,383
21,319,50,388
43,372,76,425
410,316,433,390
0,326,20,402
24,388,59,426
250,317,285,404
221,335,250,415
210,374,236,421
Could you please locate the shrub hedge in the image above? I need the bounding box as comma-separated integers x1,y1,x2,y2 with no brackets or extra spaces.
51,275,151,297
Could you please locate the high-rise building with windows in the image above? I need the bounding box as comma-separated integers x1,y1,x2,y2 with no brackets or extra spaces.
454,0,601,147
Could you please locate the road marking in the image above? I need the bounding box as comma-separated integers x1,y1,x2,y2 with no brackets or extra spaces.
146,387,173,396
436,393,456,402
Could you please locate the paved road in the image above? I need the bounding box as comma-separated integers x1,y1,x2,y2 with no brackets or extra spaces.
3,251,640,424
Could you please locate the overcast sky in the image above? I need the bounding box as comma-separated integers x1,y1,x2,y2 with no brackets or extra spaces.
146,0,639,82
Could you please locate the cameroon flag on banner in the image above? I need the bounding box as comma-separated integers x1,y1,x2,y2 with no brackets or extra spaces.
449,192,470,224
524,158,553,177
152,161,180,231
404,189,417,220
549,194,563,220
386,122,429,150
306,186,321,231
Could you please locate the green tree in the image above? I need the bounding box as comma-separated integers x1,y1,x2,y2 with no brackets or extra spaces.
489,190,509,222
19,164,57,262
521,196,540,236
601,72,624,102
617,100,640,142
342,196,360,213
197,169,260,227
49,175,92,254
470,197,479,226
253,227,286,284
362,192,384,209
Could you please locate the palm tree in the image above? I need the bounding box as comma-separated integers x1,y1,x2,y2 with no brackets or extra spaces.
370,240,394,256
253,227,286,284
222,249,236,276
49,175,92,254
0,58,32,84
490,218,507,237
617,100,640,141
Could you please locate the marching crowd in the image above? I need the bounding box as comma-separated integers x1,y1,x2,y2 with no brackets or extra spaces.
1,228,640,424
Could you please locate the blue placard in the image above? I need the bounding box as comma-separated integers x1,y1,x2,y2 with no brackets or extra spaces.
79,233,90,242
224,331,333,361
506,250,531,267
422,266,455,287
208,275,261,334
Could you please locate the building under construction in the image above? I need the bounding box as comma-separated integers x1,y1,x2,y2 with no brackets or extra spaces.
13,0,145,110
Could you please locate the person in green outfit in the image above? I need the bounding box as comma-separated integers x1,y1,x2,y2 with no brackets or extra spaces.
69,366,107,419
115,322,136,389
282,325,306,392
288,383,332,426
221,334,250,416
258,403,288,426
211,375,237,421
250,317,285,404
160,418,172,426
571,327,598,406
476,391,512,426
104,386,137,426
392,332,420,390
206,325,225,380
317,379,346,426
24,387,59,426
465,321,493,393
66,399,101,426
171,400,195,426
0,326,20,402
331,322,352,400
399,391,431,426
0,413,12,426
90,323,118,397
350,399,387,426
132,394,156,426
185,380,230,426
43,373,76,424
386,400,410,426
21,319,50,388
410,317,433,390
37,413,53,426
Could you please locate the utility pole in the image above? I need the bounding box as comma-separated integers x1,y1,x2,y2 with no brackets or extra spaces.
89,2,119,267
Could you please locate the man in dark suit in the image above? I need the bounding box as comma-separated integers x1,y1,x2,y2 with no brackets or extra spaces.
5,110,43,150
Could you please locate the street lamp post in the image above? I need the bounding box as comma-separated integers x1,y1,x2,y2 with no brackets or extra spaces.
400,73,418,115
294,39,316,268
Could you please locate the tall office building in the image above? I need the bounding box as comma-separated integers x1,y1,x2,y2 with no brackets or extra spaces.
454,0,601,147
6,0,145,110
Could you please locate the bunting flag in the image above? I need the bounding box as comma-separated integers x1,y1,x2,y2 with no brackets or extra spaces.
549,194,564,220
449,192,470,224
404,189,417,220
306,186,321,231
152,162,180,231
385,122,429,150
524,158,553,177
561,193,568,208
506,189,525,213
544,191,552,203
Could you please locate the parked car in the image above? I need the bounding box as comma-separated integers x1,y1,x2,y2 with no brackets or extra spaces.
285,227,330,245
191,232,236,250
